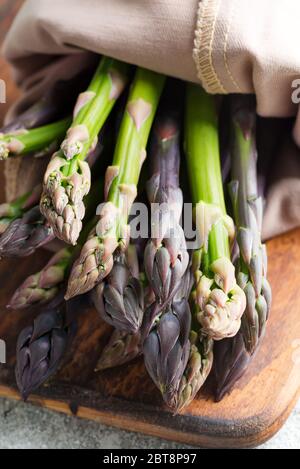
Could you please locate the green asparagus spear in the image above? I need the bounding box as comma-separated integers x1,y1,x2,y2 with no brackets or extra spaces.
185,85,246,340
0,118,71,160
65,68,166,299
40,57,130,245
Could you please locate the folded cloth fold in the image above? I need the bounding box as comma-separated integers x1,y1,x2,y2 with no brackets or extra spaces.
263,135,300,240
194,0,300,118
3,0,199,85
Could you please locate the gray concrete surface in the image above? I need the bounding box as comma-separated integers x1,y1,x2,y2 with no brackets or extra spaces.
0,397,299,449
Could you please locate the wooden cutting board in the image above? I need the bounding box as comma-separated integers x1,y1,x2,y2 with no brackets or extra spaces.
0,0,300,449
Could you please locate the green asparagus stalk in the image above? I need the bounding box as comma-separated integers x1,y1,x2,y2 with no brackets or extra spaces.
60,58,129,160
0,118,71,160
65,68,166,299
40,57,130,245
185,85,246,340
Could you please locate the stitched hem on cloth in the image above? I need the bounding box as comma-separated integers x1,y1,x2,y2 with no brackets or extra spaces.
222,0,241,92
193,0,226,94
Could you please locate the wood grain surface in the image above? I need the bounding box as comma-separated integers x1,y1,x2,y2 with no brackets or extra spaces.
0,0,300,449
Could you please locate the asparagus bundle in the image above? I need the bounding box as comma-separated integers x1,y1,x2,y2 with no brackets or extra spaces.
212,95,272,400
0,56,277,408
185,85,246,341
144,103,189,304
40,57,130,245
66,68,166,298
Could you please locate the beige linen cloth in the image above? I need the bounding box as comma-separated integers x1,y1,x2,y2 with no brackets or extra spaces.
2,0,300,239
